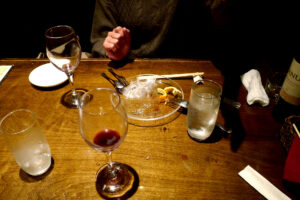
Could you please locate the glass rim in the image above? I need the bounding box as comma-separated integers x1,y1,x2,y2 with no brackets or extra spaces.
79,88,121,115
0,109,37,135
45,25,75,39
192,79,222,98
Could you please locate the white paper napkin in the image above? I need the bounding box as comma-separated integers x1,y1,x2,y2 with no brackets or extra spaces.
241,69,269,106
239,165,291,200
0,65,13,83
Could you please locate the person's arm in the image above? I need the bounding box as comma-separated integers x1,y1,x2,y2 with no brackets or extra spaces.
90,0,118,57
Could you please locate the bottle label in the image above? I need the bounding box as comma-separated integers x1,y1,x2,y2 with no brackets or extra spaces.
280,58,300,106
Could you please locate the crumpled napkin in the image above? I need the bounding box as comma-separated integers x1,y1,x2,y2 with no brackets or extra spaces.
283,135,300,184
241,69,269,106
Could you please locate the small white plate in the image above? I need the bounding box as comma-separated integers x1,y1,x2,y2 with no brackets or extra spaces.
29,63,68,87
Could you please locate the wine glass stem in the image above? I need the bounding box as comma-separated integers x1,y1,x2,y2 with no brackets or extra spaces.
67,73,77,97
105,151,113,167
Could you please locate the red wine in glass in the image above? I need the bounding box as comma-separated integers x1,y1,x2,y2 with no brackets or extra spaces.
94,129,120,147
79,88,135,198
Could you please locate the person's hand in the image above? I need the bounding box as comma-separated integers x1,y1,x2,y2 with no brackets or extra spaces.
103,26,131,61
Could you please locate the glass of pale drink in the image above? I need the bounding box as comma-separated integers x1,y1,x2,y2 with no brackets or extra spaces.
0,109,51,176
187,79,222,141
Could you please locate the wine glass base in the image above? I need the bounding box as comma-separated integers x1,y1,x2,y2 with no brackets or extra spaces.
96,162,135,199
61,88,87,109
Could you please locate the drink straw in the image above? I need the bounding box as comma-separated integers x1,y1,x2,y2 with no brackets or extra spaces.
292,123,300,138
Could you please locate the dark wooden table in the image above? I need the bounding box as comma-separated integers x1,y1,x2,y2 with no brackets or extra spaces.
0,58,296,199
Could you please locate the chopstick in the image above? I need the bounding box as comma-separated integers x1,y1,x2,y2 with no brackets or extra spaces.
138,72,204,80
292,123,300,138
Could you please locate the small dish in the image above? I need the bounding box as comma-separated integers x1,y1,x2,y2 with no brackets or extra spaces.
120,74,184,127
29,63,68,87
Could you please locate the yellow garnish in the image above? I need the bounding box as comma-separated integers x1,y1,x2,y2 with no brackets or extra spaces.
164,86,182,97
157,88,166,95
164,86,175,94
157,88,168,102
157,86,183,103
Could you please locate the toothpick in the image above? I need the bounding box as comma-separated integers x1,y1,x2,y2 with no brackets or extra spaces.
292,123,300,138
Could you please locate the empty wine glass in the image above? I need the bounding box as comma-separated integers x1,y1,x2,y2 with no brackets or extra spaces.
45,25,86,108
79,88,134,198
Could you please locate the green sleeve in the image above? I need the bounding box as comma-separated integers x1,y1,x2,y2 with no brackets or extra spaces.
91,0,118,57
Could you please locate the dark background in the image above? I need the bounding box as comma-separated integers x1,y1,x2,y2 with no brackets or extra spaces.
0,1,95,58
0,0,298,69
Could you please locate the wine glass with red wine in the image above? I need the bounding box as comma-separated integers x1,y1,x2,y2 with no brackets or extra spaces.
79,88,134,199
45,25,86,108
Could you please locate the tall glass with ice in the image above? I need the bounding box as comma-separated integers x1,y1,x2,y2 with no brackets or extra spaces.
187,79,222,141
0,109,51,176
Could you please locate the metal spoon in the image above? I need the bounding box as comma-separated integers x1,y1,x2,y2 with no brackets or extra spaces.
222,97,241,110
101,73,125,93
108,68,128,86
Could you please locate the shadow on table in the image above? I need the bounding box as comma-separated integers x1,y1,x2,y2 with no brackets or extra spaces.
96,163,139,199
108,59,134,69
222,106,245,152
282,180,300,199
19,157,55,182
220,75,246,152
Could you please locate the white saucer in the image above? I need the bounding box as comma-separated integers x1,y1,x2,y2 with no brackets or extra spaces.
29,63,68,87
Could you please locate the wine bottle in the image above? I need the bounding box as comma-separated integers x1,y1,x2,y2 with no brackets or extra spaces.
273,56,300,122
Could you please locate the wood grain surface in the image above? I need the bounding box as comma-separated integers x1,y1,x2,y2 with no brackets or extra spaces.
0,58,297,199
